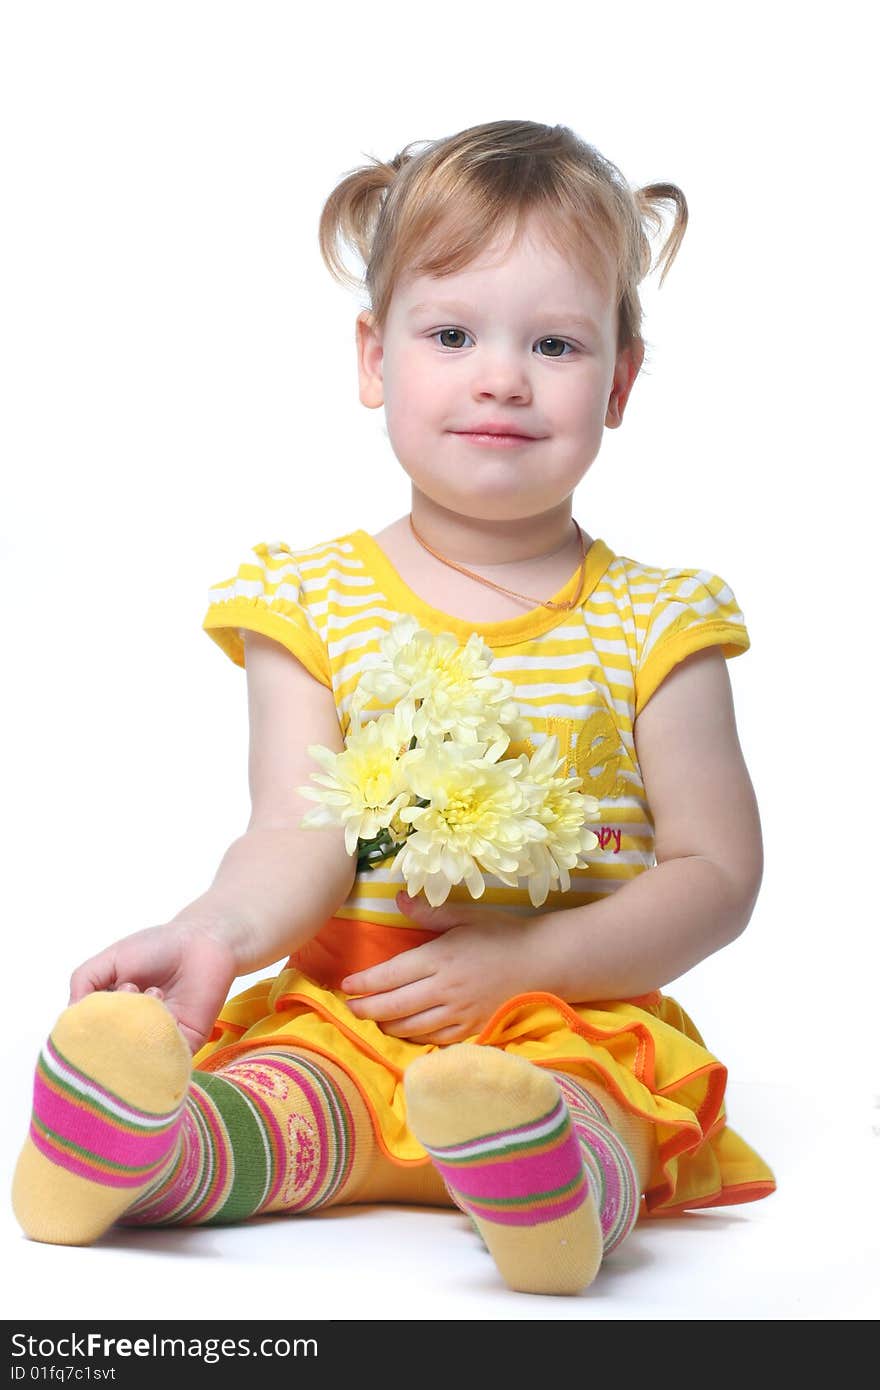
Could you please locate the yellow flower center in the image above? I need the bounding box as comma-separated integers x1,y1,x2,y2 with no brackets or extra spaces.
363,775,386,806
443,789,483,828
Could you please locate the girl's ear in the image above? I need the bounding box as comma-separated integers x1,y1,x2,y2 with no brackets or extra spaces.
356,310,384,408
605,339,645,428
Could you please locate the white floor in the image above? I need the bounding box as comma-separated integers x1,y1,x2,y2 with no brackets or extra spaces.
4,1076,879,1321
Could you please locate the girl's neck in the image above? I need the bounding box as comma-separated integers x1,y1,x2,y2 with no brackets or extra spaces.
407,497,579,568
369,510,594,626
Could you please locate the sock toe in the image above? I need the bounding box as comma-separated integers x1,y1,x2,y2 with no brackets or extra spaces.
12,992,191,1245
404,1043,561,1147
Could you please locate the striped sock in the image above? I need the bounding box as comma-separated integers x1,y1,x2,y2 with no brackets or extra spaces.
28,1033,186,1188
122,1047,373,1226
13,994,378,1245
550,1072,642,1256
404,1044,604,1295
12,992,192,1246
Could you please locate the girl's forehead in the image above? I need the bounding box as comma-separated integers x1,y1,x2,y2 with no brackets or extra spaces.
393,214,615,309
392,241,614,321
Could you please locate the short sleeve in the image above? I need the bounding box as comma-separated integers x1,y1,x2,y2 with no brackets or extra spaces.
635,566,749,718
201,540,332,688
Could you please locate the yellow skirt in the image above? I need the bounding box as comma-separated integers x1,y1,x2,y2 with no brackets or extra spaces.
192,918,776,1220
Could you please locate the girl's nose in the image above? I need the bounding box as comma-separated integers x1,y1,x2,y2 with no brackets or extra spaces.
471,352,532,401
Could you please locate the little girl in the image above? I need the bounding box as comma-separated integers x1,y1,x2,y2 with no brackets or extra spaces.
12,118,776,1296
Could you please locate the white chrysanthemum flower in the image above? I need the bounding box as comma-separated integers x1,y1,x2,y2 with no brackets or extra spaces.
355,615,531,746
512,736,602,906
296,702,414,856
388,738,550,907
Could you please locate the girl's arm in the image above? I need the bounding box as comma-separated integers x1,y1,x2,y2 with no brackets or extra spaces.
165,821,356,978
167,629,356,975
522,645,763,1001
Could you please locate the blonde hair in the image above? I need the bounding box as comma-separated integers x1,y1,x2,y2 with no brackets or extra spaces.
318,119,688,358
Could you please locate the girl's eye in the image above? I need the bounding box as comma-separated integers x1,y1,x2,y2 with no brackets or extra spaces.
536,337,573,358
433,328,472,350
431,329,575,357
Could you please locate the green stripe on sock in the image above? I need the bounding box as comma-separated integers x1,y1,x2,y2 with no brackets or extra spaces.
194,1072,271,1224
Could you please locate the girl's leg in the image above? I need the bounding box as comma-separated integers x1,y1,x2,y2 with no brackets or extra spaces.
122,1045,451,1225
12,990,448,1245
403,1045,656,1296
122,1046,375,1226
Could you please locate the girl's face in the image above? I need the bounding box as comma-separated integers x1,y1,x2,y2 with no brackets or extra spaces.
356,213,643,525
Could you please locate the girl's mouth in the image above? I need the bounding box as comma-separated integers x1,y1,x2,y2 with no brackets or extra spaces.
453,432,540,448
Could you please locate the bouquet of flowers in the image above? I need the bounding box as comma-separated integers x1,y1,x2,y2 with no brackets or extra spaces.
296,615,601,908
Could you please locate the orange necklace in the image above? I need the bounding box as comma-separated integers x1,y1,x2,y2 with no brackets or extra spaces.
408,514,588,612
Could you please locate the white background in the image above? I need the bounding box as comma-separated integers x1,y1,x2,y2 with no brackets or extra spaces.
2,0,877,1322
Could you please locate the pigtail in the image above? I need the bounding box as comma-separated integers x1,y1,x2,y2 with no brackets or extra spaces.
634,183,689,289
318,147,419,293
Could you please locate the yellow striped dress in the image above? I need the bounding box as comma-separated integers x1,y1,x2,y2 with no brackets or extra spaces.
192,527,776,1218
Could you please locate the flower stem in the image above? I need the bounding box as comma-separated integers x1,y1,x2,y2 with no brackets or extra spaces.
357,827,409,872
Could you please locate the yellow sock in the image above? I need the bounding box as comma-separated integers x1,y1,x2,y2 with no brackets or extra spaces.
404,1044,603,1295
549,1069,652,1257
12,991,192,1246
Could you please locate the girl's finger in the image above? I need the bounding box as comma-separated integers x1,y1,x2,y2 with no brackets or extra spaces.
144,986,164,998
346,979,435,1022
69,959,120,1003
377,1006,453,1038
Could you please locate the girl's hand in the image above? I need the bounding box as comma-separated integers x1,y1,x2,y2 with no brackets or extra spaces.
340,891,543,1044
68,922,238,1055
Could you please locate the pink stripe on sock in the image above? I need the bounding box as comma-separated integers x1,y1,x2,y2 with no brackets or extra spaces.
32,1071,182,1182
454,1174,589,1227
29,1122,179,1188
429,1113,589,1228
433,1126,585,1203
